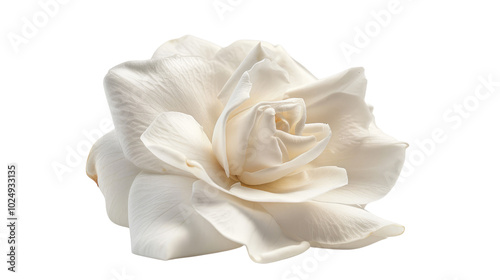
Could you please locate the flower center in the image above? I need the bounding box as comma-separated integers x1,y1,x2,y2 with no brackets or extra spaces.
275,114,290,132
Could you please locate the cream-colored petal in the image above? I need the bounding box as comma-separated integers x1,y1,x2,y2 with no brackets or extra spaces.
262,201,404,249
224,98,306,176
275,122,327,159
191,180,309,263
241,107,283,173
215,41,316,105
218,44,291,105
312,124,408,204
152,35,221,59
104,56,224,173
141,114,233,194
140,111,229,186
238,123,332,185
286,67,367,99
285,67,372,152
129,172,240,260
86,131,140,227
141,112,336,204
212,59,290,177
228,166,347,203
284,67,407,203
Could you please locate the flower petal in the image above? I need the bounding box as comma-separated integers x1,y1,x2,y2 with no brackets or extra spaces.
192,180,310,263
286,67,367,99
104,56,224,172
141,113,235,196
240,106,283,173
225,98,306,176
238,123,331,185
286,67,407,203
141,112,335,204
228,166,347,203
262,201,404,248
152,35,221,59
141,111,231,187
312,124,408,204
86,131,140,227
215,41,316,106
129,172,241,260
285,67,372,152
212,59,290,176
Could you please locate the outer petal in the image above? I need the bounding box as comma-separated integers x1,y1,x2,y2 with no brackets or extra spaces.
129,172,240,260
262,201,404,249
104,56,224,172
286,67,407,204
312,124,408,204
285,67,373,153
191,180,309,263
152,35,221,59
215,41,316,105
86,131,140,227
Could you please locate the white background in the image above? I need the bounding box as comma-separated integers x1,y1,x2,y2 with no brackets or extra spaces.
1,0,499,279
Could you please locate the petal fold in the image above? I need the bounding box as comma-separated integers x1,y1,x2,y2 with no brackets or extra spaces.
192,180,309,263
129,172,241,260
141,111,231,187
104,56,224,172
212,59,290,177
262,201,404,248
237,123,331,185
312,124,408,204
214,41,316,105
285,67,372,152
228,166,348,203
86,131,140,227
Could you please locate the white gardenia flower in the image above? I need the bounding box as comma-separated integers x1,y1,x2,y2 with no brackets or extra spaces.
86,35,408,263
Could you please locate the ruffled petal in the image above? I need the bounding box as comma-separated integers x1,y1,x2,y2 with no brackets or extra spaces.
140,111,229,186
312,124,408,204
214,41,316,105
141,112,339,204
285,67,372,152
152,35,221,59
225,98,306,176
212,59,290,177
104,56,224,172
191,180,309,263
286,67,367,99
86,131,140,227
129,172,241,260
240,106,283,173
262,201,404,248
238,123,331,185
285,67,407,204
